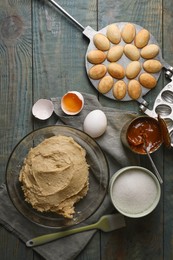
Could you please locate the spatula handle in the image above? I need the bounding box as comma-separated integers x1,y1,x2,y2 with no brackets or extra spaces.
26,223,97,247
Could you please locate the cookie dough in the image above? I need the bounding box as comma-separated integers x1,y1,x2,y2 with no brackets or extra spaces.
19,135,90,219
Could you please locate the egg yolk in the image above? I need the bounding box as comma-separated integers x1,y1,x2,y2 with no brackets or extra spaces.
63,93,83,113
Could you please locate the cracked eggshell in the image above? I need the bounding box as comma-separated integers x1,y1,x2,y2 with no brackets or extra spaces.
61,91,84,115
83,109,107,138
32,99,54,120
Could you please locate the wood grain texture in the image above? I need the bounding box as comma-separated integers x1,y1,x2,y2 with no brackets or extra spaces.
0,0,33,183
96,3,165,258
0,227,34,260
0,0,173,259
0,0,33,258
163,0,173,259
32,0,98,130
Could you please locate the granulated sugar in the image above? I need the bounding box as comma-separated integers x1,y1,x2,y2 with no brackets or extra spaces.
112,168,159,214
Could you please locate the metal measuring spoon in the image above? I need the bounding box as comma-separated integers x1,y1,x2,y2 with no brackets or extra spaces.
142,138,163,184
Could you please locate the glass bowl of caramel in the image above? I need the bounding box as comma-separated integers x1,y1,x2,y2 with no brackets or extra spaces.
121,116,163,154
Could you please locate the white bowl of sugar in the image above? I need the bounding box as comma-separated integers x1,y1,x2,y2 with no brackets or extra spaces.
109,166,161,218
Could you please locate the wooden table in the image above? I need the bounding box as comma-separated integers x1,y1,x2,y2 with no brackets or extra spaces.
1,0,173,259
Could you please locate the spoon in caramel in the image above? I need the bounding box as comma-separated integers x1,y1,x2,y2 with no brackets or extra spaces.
143,138,163,184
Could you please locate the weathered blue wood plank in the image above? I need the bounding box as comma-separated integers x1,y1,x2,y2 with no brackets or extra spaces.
32,2,100,257
0,226,34,260
97,0,164,258
163,1,173,259
31,0,98,130
0,0,33,259
0,0,33,184
0,0,173,259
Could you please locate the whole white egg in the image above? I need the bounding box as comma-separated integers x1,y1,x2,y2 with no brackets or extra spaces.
83,109,107,138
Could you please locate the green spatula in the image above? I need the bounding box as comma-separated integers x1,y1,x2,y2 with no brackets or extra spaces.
26,214,125,247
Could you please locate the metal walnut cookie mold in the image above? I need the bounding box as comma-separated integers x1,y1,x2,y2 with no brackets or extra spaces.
86,22,163,101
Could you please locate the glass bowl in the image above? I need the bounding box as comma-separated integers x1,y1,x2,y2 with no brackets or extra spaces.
6,125,109,228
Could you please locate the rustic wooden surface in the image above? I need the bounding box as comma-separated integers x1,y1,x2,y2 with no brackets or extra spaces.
0,0,173,259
